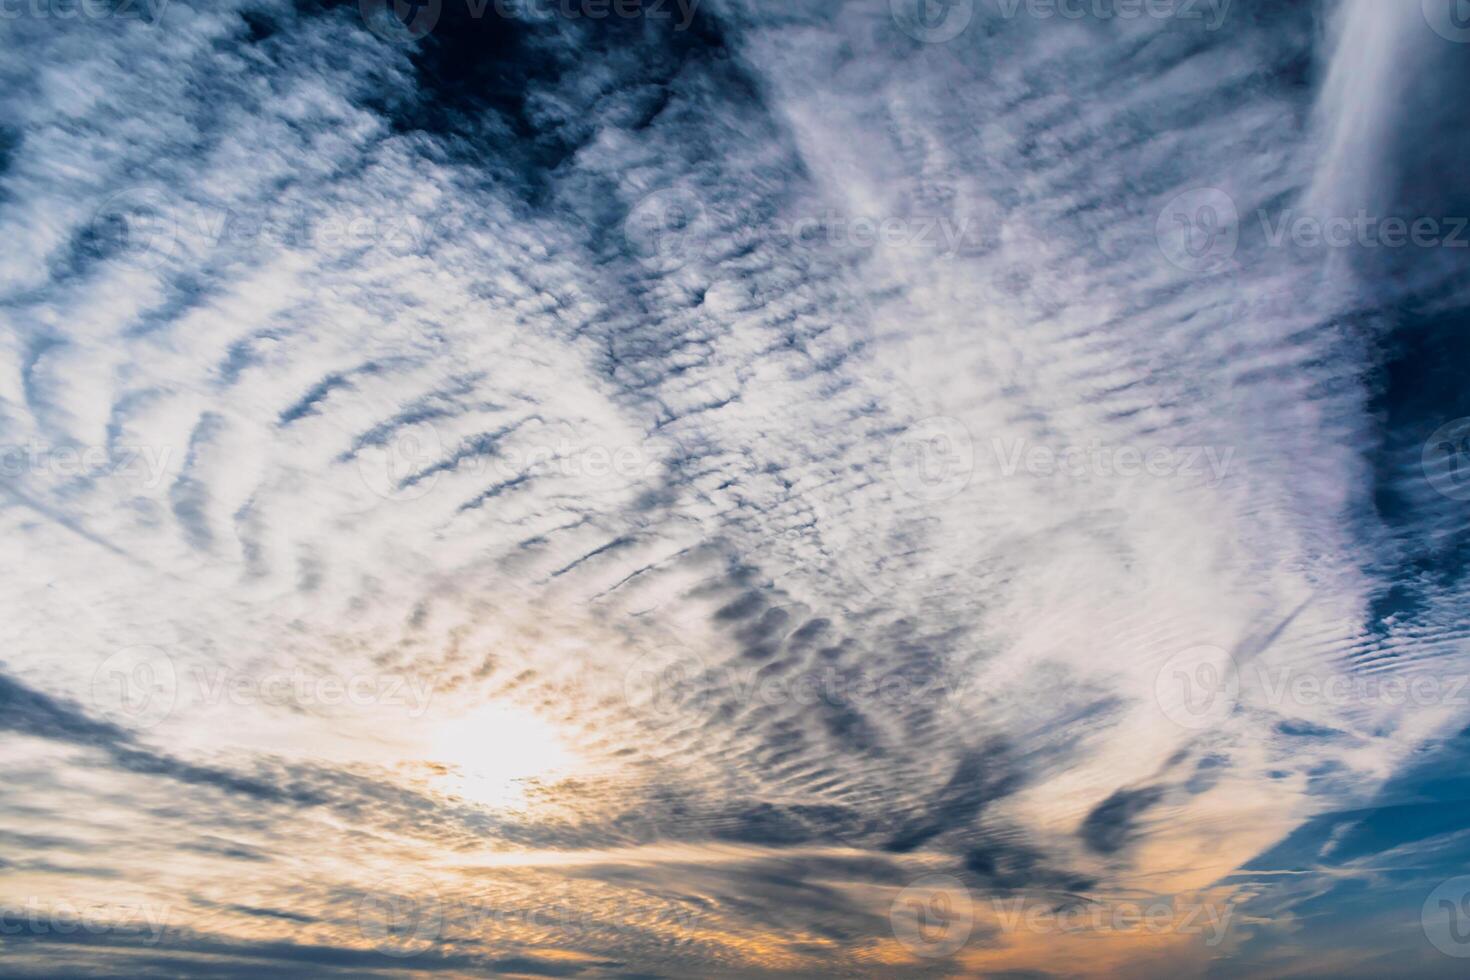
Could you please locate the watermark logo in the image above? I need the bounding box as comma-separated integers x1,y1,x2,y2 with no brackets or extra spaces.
992,897,1233,945
1423,419,1470,502
360,0,700,38
351,421,684,503
890,0,974,43
0,0,170,24
0,441,172,488
88,189,177,270
494,0,700,28
1154,645,1239,730
1258,210,1470,251
988,438,1234,485
1155,646,1469,729
89,189,468,263
889,416,975,502
995,0,1231,30
773,213,978,254
1424,877,1470,957
623,646,711,719
355,424,445,503
1253,669,1470,710
622,653,965,720
891,874,973,957
358,875,443,957
624,186,710,272
360,0,441,43
190,666,436,717
1156,188,1238,274
91,648,436,727
1423,0,1470,43
91,645,179,729
0,899,170,945
360,883,700,947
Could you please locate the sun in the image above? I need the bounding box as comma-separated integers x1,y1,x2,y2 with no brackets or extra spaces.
425,701,580,809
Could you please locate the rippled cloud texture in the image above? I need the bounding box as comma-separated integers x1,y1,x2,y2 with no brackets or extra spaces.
3,0,1470,976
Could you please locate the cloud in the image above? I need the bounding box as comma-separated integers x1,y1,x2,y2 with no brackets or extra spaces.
1,0,1468,975
1078,786,1166,856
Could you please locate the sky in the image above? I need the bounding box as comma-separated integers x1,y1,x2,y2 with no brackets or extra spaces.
2,0,1470,977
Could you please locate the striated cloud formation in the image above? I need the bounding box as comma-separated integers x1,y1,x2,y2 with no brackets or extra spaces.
2,0,1469,976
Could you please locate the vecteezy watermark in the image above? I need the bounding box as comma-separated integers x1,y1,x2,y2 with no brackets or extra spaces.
0,0,169,23
624,188,982,272
0,899,170,945
888,417,975,502
360,0,441,41
91,647,435,729
1156,188,1239,274
493,0,699,28
190,666,435,718
995,0,1231,30
1157,191,1470,271
890,0,974,42
987,438,1235,485
1424,876,1470,957
1155,646,1470,730
358,875,443,957
361,0,700,44
623,186,711,272
772,213,979,254
359,876,698,957
92,645,179,729
353,421,682,503
1252,670,1470,710
992,897,1234,946
891,875,973,957
87,189,469,271
88,189,177,270
1423,0,1470,44
353,424,446,503
1423,419,1470,502
0,441,172,488
624,646,710,718
1258,210,1470,251
623,646,966,720
1155,645,1240,730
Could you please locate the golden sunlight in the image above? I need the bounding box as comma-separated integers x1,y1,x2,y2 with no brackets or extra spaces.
425,702,580,809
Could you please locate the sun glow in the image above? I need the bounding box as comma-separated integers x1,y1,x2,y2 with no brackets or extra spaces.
426,702,580,809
